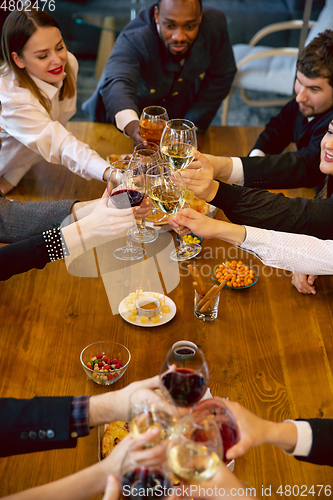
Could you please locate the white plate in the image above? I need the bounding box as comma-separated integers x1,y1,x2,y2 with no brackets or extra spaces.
119,292,176,328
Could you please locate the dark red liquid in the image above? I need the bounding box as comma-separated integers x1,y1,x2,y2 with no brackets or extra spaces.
162,368,207,407
121,468,170,500
111,189,143,208
220,423,239,462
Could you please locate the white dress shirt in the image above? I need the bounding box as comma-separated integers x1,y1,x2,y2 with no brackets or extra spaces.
0,53,109,186
240,226,333,275
285,420,313,457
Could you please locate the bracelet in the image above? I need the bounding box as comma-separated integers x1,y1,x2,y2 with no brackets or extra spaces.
42,226,69,262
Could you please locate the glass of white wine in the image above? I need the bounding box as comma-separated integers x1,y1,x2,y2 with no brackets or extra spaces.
129,388,179,447
160,119,197,171
146,164,201,261
167,413,223,482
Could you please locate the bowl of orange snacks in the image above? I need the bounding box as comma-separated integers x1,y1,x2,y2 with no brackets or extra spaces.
212,261,258,290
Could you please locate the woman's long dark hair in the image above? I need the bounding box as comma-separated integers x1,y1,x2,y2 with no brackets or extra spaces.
1,9,75,112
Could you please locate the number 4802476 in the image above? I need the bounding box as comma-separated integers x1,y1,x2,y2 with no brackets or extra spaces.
0,0,55,11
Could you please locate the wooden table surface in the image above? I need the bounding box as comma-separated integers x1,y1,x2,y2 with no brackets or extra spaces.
0,124,332,499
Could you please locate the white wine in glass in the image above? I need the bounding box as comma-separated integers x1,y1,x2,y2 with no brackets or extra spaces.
146,164,201,261
160,119,197,171
167,414,223,482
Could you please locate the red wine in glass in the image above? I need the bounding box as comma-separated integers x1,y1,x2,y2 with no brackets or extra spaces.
111,188,144,209
162,368,207,407
191,397,239,462
121,467,171,500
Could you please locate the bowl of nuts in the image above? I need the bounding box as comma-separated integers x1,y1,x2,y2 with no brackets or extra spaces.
212,260,258,290
80,341,131,385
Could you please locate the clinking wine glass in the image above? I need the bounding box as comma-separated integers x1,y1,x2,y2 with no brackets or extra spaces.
191,397,240,463
129,388,179,447
107,160,146,261
129,148,161,244
139,106,169,145
146,164,201,261
167,413,223,482
159,343,209,408
160,118,197,171
120,457,172,500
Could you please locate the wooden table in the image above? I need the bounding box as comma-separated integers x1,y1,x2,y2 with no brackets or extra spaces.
0,124,332,499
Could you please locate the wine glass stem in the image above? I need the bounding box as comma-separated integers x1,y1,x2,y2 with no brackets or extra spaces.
139,218,146,231
125,228,134,250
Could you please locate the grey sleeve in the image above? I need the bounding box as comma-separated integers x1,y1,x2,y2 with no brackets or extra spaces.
0,196,78,243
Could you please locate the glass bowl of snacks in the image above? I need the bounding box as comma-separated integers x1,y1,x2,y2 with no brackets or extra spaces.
80,341,131,385
212,260,258,290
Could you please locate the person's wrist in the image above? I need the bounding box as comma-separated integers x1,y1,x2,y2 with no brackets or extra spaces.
78,216,95,242
124,119,140,138
215,157,233,180
103,166,110,182
206,180,219,202
88,394,112,427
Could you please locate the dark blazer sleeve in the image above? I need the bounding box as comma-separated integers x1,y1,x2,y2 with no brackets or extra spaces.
242,101,330,189
252,100,298,155
0,195,77,243
211,181,333,239
295,419,333,466
0,234,51,281
0,397,77,456
241,149,325,190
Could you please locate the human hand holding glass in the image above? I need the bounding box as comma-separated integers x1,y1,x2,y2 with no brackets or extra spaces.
107,160,145,261
129,388,179,447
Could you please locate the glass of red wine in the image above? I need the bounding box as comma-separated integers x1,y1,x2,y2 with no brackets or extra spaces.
159,343,209,407
120,458,172,500
167,413,223,482
129,148,161,244
107,159,146,261
191,397,240,463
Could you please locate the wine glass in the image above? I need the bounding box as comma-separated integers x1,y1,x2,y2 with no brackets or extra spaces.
146,164,201,261
134,142,160,155
139,106,169,145
129,388,179,446
159,343,209,407
191,397,240,463
107,160,146,261
129,148,161,244
120,456,172,500
160,119,197,171
167,413,223,482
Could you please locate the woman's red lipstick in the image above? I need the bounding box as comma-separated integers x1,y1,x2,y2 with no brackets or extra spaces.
48,66,63,75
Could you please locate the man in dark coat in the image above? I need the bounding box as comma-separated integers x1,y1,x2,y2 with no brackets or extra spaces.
82,0,236,145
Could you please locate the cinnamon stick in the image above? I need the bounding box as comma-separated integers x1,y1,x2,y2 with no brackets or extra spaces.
197,284,218,309
193,266,206,295
198,280,228,312
188,265,204,295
